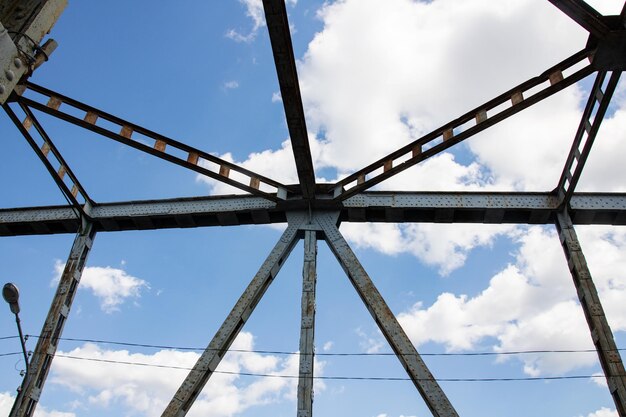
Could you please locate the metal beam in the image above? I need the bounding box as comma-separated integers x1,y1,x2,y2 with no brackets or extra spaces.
263,0,316,199
297,230,317,417
555,210,626,417
16,82,289,201
319,214,459,417
3,102,92,216
556,71,621,206
10,222,96,417
331,49,593,201
161,212,306,417
4,192,626,236
547,0,610,39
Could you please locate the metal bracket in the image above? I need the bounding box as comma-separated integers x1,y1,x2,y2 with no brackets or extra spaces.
0,21,24,103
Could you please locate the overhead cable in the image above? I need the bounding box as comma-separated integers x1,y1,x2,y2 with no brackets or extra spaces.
54,354,614,383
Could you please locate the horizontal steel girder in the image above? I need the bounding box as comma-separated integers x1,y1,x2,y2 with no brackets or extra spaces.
2,192,626,236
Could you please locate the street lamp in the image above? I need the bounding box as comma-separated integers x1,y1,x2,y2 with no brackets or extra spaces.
3,283,29,368
3,282,30,416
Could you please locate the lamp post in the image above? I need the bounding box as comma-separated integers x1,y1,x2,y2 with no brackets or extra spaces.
3,283,30,416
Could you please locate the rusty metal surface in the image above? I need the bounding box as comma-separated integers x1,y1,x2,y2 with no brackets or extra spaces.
0,0,66,103
160,212,306,417
319,214,459,417
555,211,626,417
297,230,318,417
10,223,96,417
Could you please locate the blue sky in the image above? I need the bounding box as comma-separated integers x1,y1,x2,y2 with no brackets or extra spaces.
1,1,626,416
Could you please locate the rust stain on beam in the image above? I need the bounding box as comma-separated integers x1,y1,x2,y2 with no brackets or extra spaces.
120,125,133,139
84,111,98,124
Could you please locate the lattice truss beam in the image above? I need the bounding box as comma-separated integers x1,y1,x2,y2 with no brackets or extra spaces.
1,0,626,416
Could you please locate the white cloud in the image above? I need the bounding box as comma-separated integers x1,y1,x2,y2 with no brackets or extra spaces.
226,0,265,43
223,80,239,90
226,0,297,43
53,261,149,313
271,91,282,103
397,225,626,375
322,341,333,351
355,327,385,354
341,222,512,276
299,0,588,174
0,392,76,417
585,407,618,417
47,332,325,417
591,372,608,388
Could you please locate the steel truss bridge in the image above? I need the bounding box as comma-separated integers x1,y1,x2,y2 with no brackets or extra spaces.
1,1,626,416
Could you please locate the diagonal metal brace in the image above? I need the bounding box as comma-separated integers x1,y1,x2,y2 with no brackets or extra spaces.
332,48,593,201
10,222,96,417
16,82,290,201
161,212,306,417
263,0,317,200
318,213,459,417
556,70,621,207
547,0,610,39
3,102,92,218
555,210,626,417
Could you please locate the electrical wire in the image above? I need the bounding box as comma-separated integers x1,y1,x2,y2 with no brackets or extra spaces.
21,334,625,358
3,334,620,383
53,354,616,382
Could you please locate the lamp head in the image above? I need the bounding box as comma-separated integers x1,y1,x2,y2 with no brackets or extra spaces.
2,283,20,314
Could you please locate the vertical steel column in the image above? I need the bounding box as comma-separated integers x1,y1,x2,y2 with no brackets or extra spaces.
297,230,317,417
556,210,626,417
11,222,96,417
318,216,458,417
161,213,305,417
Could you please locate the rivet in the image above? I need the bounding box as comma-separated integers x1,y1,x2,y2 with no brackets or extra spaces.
5,70,15,81
0,85,5,95
13,58,22,69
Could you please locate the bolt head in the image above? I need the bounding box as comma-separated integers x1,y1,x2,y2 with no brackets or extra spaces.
13,58,22,69
5,70,15,82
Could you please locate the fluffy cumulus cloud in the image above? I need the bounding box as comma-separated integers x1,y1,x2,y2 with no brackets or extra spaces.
341,222,512,276
397,225,626,376
44,332,324,417
53,261,149,313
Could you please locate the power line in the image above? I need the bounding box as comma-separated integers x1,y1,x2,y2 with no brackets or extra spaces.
53,354,614,382
19,334,624,358
0,352,21,357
